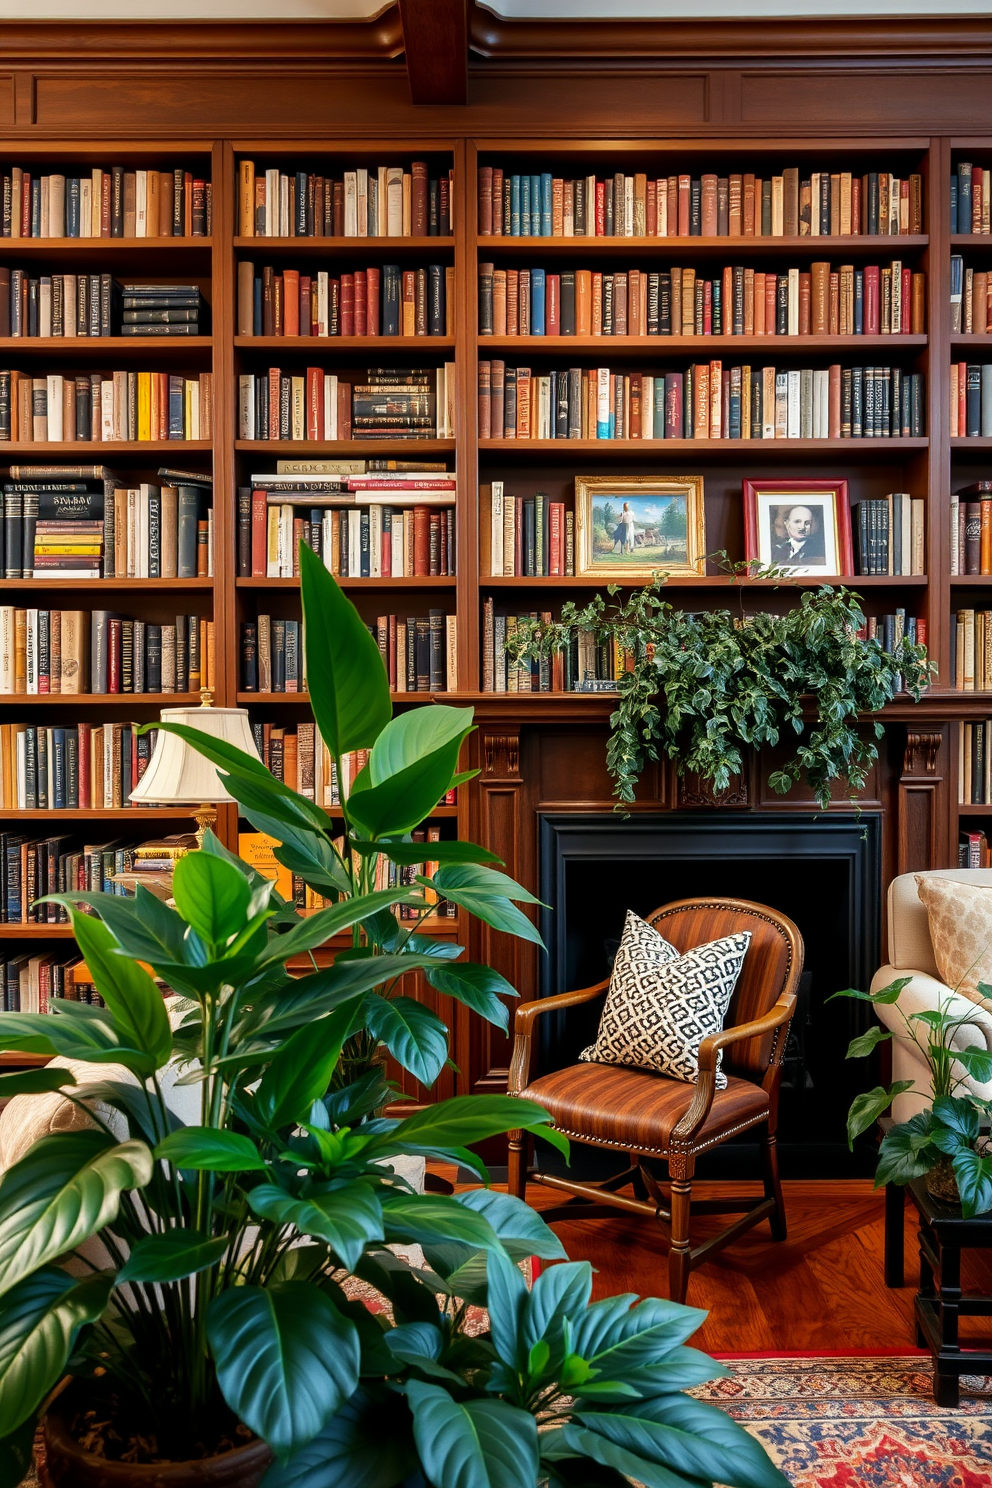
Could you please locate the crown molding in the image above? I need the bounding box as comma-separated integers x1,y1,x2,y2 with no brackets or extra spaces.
0,14,405,62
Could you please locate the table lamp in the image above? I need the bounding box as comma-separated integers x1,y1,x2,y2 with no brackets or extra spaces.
129,690,261,846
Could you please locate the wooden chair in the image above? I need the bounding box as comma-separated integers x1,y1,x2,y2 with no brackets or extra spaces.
507,897,803,1304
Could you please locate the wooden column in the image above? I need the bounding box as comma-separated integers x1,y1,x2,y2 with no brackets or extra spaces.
898,726,949,873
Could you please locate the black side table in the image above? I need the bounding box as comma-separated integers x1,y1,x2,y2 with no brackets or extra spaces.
884,1173,992,1407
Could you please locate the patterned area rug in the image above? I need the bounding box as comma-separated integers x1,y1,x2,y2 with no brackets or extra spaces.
695,1354,992,1486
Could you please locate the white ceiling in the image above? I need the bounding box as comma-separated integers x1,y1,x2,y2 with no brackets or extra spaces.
0,0,986,16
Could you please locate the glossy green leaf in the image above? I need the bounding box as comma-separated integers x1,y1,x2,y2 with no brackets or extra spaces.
258,1385,416,1488
0,1268,113,1437
66,910,172,1073
0,1068,77,1098
366,706,473,785
0,1132,152,1298
172,851,253,948
569,1292,707,1376
117,1229,230,1284
347,737,466,838
255,889,425,972
932,1095,982,1146
875,1112,939,1187
381,1193,504,1253
431,864,542,906
827,978,911,1006
845,1083,915,1148
364,995,448,1087
248,1181,384,1271
951,1045,992,1083
425,868,545,949
299,541,390,758
369,1095,566,1159
952,1148,992,1218
255,999,363,1129
207,1280,360,1459
37,888,188,966
407,1381,539,1488
357,839,502,867
425,963,516,1032
251,954,442,1038
573,1395,789,1488
455,1189,567,1262
155,1127,267,1173
845,1025,892,1059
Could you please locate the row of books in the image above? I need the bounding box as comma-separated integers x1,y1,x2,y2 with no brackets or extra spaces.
950,164,992,236
950,486,992,576
0,610,214,695
237,161,453,239
477,166,923,239
482,484,575,577
1,835,140,926
950,365,992,438
0,720,157,810
236,262,452,339
478,262,924,339
478,362,925,441
0,953,104,1012
852,495,926,577
0,371,214,443
242,612,457,694
0,273,206,340
248,501,456,580
237,366,456,442
950,257,992,334
952,609,992,691
958,831,992,869
958,722,992,807
1,476,212,580
0,166,209,239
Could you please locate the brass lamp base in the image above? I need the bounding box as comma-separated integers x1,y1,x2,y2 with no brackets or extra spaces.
193,804,217,848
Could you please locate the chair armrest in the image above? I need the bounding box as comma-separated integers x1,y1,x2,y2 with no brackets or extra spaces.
670,991,797,1146
508,978,610,1097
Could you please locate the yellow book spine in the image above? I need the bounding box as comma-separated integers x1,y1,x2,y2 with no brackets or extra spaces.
137,372,151,442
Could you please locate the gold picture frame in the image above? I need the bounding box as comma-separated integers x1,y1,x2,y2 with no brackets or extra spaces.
574,475,706,579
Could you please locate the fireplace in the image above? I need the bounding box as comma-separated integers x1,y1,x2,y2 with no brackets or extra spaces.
537,812,881,1178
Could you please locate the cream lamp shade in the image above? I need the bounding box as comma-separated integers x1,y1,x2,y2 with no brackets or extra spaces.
129,705,261,806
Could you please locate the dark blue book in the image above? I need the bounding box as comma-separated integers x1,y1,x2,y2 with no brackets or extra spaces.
531,269,546,335
52,729,67,811
530,174,541,235
382,264,400,336
253,277,263,336
66,177,80,237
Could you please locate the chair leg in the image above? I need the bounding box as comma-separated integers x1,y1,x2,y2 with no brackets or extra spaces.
668,1161,693,1305
507,1130,529,1200
761,1128,787,1242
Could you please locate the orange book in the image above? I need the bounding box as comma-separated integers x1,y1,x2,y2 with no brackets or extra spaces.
722,265,733,330
911,272,926,334
798,272,811,335
828,272,840,335
283,268,300,337
694,363,710,438
701,174,718,237
764,274,776,334
576,271,592,334
150,372,161,441
810,262,829,334
743,174,756,235
402,271,416,336
506,269,519,336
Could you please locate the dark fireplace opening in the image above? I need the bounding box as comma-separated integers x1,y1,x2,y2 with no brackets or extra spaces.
537,812,880,1179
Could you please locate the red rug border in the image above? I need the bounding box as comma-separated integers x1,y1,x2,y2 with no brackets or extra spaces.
711,1348,932,1360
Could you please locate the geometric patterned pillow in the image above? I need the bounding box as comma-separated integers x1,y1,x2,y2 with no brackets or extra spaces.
579,909,751,1089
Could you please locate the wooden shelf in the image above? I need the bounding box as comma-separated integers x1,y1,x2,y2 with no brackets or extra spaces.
951,437,992,448
236,336,454,351
0,578,212,592
480,436,928,456
950,575,992,585
951,334,992,348
0,1053,52,1067
0,692,202,705
952,235,992,247
482,573,928,588
0,239,212,255
239,691,454,703
478,234,928,257
0,337,212,355
0,441,212,454
0,808,195,819
235,439,455,456
481,334,928,354
237,575,456,589
234,236,454,254
0,924,75,938
957,803,992,814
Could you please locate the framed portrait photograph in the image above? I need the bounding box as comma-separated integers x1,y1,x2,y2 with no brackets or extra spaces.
574,475,706,579
743,479,853,578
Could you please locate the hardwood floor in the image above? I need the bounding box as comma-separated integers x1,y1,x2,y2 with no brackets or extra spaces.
492,1178,992,1355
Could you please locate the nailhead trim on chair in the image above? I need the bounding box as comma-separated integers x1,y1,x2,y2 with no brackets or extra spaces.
537,1110,770,1160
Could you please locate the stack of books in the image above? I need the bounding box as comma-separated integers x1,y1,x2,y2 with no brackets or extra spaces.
479,261,924,338
1,835,141,926
852,494,925,576
1,464,117,579
0,369,213,442
120,283,203,338
950,364,992,437
111,832,195,899
0,951,101,1013
478,164,923,238
0,165,209,239
0,720,160,809
950,484,992,574
959,829,991,868
237,159,453,238
352,368,438,440
237,262,452,338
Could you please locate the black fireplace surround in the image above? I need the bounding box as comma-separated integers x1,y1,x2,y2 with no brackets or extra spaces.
537,812,881,1178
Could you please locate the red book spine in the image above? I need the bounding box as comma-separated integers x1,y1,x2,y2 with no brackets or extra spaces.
492,168,504,235
665,374,683,438
382,512,391,576
828,363,842,438
703,279,712,334
78,723,91,809
864,265,880,335
300,276,311,335
366,267,380,336
595,181,605,236
547,274,560,335
131,725,139,792
917,618,927,649
268,367,280,440
960,362,967,435
549,502,562,574
251,490,267,576
354,271,368,337
108,619,122,693
646,179,657,236
306,368,322,441
340,274,355,336
901,267,912,334
413,506,429,575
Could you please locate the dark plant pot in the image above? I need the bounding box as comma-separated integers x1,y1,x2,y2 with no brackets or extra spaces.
41,1400,273,1488
925,1154,960,1206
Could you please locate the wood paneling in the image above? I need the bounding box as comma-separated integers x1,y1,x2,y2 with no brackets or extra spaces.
740,71,992,129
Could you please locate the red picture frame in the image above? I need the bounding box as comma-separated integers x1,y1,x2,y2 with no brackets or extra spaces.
743,478,853,578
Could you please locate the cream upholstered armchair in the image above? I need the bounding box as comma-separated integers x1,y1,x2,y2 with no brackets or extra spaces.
870,868,992,1120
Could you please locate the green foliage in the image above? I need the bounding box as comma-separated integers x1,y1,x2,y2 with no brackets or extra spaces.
506,570,933,809
0,551,784,1488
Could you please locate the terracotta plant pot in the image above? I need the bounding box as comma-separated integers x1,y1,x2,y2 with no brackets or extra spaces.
41,1401,273,1488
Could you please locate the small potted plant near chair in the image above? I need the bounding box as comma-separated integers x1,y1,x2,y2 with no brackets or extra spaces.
0,548,789,1488
832,977,992,1214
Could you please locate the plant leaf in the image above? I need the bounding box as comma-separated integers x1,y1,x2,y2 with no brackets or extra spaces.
361,840,502,867
424,869,545,949
364,995,448,1087
155,1127,267,1173
258,1385,416,1488
64,910,172,1073
875,1112,939,1186
367,1095,567,1160
455,1189,567,1262
248,1182,384,1271
846,1025,892,1059
406,1381,539,1488
0,1068,78,1098
172,851,253,948
255,890,425,972
207,1280,360,1459
380,1193,504,1253
845,1083,915,1148
347,737,466,839
0,1132,152,1298
425,963,517,1032
952,1148,992,1219
299,541,391,757
575,1395,789,1488
117,1229,231,1284
0,1268,113,1437
366,706,474,786
255,999,364,1129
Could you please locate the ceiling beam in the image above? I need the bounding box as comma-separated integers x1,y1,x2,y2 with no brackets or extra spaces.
398,0,467,104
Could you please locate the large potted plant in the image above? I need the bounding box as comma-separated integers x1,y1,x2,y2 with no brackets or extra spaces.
508,568,932,808
832,976,992,1214
0,548,787,1488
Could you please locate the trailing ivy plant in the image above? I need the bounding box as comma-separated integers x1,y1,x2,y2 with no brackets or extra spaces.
506,562,933,809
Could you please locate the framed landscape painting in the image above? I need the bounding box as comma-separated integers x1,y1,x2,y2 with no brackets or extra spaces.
574,475,706,578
